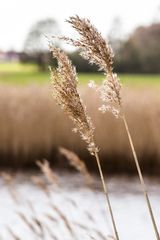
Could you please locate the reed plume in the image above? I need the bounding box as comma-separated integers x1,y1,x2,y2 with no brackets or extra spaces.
36,159,59,185
1,171,19,203
31,175,50,196
49,45,98,155
49,45,119,240
64,15,160,240
59,146,93,185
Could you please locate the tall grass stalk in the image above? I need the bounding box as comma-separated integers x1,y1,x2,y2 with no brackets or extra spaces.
63,15,160,240
60,147,118,238
0,85,160,167
122,114,159,240
94,151,119,240
49,45,119,239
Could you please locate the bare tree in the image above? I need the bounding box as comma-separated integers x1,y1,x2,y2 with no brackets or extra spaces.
23,18,60,71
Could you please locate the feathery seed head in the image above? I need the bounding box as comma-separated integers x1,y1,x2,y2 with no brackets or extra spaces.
49,45,98,155
64,15,114,73
36,160,58,184
98,73,122,117
64,15,122,118
59,147,93,185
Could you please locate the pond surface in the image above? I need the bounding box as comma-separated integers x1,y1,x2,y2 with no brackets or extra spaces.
0,172,160,240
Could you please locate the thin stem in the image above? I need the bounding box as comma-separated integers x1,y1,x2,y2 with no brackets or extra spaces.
122,114,159,240
94,151,119,240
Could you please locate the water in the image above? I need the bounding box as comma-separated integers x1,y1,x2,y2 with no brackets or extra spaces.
0,172,160,240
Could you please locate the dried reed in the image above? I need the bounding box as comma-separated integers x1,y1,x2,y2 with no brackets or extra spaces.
0,85,160,170
49,45,119,239
31,175,50,196
7,226,21,240
17,212,39,236
52,204,76,239
36,159,59,185
1,171,115,240
44,224,58,240
1,171,19,203
59,146,93,185
64,15,160,240
27,200,45,238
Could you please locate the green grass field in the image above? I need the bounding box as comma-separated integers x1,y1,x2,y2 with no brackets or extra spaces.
0,62,160,86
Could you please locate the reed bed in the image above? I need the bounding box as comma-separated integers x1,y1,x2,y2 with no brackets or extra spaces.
0,85,160,172
0,159,115,240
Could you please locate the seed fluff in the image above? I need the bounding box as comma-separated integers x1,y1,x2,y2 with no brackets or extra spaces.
49,45,98,155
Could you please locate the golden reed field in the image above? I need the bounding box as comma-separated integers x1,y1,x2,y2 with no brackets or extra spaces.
0,85,160,174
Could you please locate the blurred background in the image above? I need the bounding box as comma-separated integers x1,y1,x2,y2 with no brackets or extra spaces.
0,0,160,171
0,1,160,239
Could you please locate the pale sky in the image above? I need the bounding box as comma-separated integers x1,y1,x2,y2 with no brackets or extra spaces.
1,0,160,51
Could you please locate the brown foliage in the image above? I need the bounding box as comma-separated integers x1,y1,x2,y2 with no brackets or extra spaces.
0,85,160,173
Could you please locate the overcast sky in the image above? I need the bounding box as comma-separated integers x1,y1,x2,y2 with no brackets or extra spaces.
1,0,160,51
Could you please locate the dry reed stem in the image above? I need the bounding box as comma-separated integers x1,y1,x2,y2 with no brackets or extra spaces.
94,229,109,240
1,171,19,204
31,175,50,196
52,204,76,239
27,201,45,238
49,46,119,239
0,85,160,167
32,217,44,238
3,171,117,240
122,114,160,240
94,151,119,240
85,211,95,223
59,146,93,185
65,15,160,240
17,212,39,236
36,159,59,185
66,197,78,208
44,224,58,240
45,213,58,224
73,221,90,231
7,226,21,240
